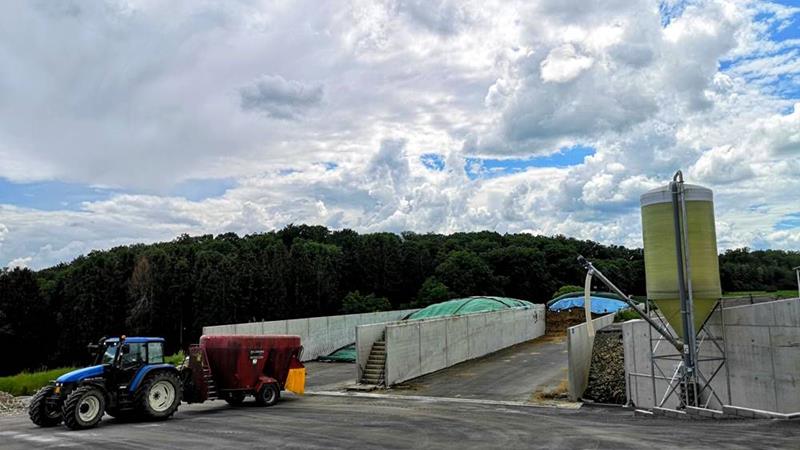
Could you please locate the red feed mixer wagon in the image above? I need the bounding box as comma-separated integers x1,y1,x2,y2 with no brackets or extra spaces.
183,334,306,406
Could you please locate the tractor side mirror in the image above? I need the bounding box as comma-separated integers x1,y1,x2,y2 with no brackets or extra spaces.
120,344,131,354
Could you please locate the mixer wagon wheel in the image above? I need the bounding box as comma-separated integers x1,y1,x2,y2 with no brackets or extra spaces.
224,392,246,406
254,383,280,407
136,371,182,420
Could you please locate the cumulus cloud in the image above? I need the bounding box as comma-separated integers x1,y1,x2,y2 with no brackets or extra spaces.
540,45,594,83
1,0,800,269
239,75,324,119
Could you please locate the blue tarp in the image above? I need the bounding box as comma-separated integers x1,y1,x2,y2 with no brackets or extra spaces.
548,296,629,314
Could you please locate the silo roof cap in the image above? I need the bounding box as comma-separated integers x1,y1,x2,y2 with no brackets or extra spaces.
640,183,713,207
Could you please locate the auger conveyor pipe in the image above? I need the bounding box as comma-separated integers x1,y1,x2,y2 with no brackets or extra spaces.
576,255,684,352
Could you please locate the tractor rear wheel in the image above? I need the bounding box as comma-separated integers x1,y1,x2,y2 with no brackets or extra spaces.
136,371,181,420
254,383,280,407
28,386,62,427
224,392,246,406
62,385,106,430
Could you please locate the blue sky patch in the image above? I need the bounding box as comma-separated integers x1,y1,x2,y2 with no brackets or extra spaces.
0,178,120,211
659,1,687,27
421,153,445,171
775,212,800,231
319,161,338,171
168,178,237,201
465,145,595,179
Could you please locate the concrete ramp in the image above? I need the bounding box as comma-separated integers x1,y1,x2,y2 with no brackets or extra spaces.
356,305,545,386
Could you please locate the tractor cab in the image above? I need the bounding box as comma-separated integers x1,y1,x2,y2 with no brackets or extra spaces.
92,337,167,380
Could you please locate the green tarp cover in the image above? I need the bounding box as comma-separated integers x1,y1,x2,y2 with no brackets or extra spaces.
406,296,534,320
318,343,356,362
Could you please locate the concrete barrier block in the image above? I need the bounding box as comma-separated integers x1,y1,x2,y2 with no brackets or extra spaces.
262,320,288,335
386,323,421,385
419,319,447,374
235,322,263,334
773,298,800,327
326,315,348,348
344,314,360,342
769,327,800,412
726,326,777,409
724,302,776,327
445,316,469,366
287,318,309,337
467,313,488,359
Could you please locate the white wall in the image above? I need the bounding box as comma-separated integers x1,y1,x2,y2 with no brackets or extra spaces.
566,314,616,401
380,305,546,386
623,298,800,413
203,309,417,361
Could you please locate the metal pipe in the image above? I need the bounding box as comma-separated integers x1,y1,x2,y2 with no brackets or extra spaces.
794,266,800,299
577,255,683,351
584,271,595,337
676,175,699,406
670,174,696,398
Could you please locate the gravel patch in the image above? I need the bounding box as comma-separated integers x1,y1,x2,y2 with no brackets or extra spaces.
0,391,27,416
583,327,626,404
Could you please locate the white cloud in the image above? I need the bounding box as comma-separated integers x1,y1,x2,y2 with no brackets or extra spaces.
540,44,594,83
239,75,324,119
1,0,800,269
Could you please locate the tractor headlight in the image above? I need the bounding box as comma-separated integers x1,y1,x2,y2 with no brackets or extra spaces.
54,383,61,394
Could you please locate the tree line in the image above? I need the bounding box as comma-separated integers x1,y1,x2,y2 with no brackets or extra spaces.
1,224,798,375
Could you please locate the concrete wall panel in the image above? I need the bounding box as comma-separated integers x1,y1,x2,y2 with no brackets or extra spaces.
567,314,615,401
445,316,469,366
624,298,800,413
235,322,263,334
419,319,447,375
386,322,420,385
384,305,545,386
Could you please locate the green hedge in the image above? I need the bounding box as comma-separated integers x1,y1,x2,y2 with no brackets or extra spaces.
0,368,77,396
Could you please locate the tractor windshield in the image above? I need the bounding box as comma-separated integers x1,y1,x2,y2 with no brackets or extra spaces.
101,342,118,365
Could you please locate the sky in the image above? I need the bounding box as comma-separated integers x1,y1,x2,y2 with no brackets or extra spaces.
1,0,799,270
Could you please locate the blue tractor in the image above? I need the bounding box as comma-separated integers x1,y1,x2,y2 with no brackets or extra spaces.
29,336,182,430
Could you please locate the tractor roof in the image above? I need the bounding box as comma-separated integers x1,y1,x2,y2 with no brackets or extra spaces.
105,337,165,344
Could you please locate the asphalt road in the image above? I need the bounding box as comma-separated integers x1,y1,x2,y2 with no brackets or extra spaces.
2,393,798,449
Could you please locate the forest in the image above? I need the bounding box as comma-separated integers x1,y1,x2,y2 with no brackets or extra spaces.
1,224,799,376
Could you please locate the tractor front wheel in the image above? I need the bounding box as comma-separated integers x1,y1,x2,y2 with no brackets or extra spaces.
28,386,62,427
136,372,181,420
254,383,280,407
62,385,106,430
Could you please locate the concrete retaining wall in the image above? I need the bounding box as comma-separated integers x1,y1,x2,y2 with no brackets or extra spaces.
623,298,800,413
566,314,616,401
203,309,417,361
378,305,546,386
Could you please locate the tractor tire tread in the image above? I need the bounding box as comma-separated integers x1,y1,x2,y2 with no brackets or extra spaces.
28,386,61,427
62,385,106,430
134,371,182,420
